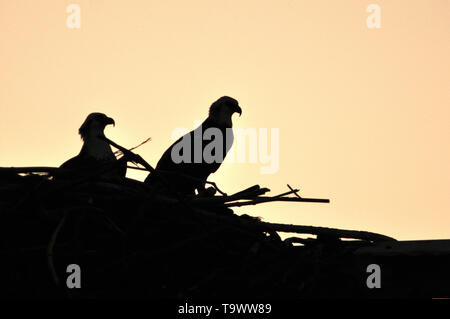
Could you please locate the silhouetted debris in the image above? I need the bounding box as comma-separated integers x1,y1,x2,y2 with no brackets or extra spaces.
0,166,449,299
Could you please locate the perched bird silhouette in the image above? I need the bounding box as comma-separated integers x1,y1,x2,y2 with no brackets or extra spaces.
59,112,126,179
145,96,242,196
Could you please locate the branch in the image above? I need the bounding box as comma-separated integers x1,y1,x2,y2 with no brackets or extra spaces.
260,222,396,242
0,167,59,174
192,207,396,242
225,196,330,207
287,184,302,198
47,210,68,287
191,185,270,205
114,137,151,156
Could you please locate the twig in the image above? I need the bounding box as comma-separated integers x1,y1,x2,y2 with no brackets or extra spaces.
272,189,300,199
101,136,154,171
260,222,396,242
47,210,68,287
191,186,270,205
225,197,330,207
287,184,302,198
223,188,329,208
114,137,151,156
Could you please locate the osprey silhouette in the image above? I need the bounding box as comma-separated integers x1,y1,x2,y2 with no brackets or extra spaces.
145,96,242,195
59,112,126,179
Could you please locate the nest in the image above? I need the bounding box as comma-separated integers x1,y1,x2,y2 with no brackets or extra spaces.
0,139,399,298
0,163,398,299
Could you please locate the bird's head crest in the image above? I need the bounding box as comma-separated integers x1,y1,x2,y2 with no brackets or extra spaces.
78,112,115,140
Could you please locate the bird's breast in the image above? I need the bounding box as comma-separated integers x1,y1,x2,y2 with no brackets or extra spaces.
81,139,116,161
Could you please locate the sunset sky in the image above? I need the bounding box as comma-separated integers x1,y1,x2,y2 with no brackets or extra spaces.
1,0,449,240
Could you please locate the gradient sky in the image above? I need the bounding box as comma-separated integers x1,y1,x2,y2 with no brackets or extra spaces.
1,0,449,240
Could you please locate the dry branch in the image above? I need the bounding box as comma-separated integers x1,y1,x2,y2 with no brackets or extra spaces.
114,137,151,156
47,210,68,286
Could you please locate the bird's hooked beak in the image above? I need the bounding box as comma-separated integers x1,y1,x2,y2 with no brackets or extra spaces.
105,117,115,127
234,105,242,117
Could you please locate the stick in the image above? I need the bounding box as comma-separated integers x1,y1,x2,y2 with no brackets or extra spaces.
100,136,155,173
114,137,151,156
260,222,396,242
271,189,301,199
287,184,302,198
191,188,269,205
47,210,68,287
225,197,330,207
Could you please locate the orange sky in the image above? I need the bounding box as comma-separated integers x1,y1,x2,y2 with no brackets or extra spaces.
1,0,449,240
